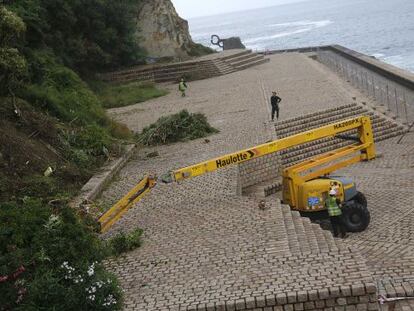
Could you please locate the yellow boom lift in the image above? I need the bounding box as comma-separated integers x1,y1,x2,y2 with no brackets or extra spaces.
99,116,375,233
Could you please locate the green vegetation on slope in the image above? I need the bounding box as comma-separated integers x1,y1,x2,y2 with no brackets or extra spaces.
91,81,168,109
138,109,219,146
0,200,123,310
0,3,146,309
0,53,132,203
1,0,212,307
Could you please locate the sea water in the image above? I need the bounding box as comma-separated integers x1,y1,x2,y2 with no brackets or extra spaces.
188,0,414,73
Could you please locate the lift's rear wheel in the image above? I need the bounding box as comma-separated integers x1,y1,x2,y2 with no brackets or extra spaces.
353,191,368,208
342,202,370,232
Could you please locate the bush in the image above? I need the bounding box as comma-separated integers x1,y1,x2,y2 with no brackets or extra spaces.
108,228,143,256
138,109,218,146
17,175,65,200
0,200,123,310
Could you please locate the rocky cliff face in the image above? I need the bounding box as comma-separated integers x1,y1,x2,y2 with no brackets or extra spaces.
135,0,199,60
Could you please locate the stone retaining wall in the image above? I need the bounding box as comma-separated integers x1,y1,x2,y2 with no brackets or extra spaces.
239,152,281,188
70,144,136,208
317,47,414,124
238,117,282,190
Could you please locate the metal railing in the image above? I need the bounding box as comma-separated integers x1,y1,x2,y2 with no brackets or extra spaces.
318,51,414,125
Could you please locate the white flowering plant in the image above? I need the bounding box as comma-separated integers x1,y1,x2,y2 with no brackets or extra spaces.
0,200,123,310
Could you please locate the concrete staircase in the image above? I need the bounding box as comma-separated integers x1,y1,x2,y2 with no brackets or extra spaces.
100,50,269,83
217,49,269,72
243,102,406,198
275,102,406,167
100,60,220,84
281,205,344,254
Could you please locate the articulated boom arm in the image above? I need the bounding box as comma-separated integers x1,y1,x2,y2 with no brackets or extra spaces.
167,116,375,183
99,116,375,233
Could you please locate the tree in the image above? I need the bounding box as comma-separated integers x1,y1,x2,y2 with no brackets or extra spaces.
0,5,27,96
6,0,144,74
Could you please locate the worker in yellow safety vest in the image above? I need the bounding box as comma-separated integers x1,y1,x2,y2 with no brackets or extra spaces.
178,78,187,97
326,189,347,238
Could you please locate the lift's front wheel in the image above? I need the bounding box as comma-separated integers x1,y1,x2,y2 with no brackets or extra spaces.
342,202,370,232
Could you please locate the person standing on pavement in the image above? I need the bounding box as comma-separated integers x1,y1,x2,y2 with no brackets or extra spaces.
270,91,282,121
178,78,187,97
326,189,347,238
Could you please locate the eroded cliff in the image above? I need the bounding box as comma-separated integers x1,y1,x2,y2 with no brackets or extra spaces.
135,0,211,60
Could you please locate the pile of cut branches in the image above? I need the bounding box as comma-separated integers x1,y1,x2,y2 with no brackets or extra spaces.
138,110,218,146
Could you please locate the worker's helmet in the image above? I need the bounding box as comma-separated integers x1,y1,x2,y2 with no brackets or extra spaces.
329,189,336,196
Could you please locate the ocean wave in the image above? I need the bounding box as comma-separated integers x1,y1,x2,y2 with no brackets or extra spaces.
245,20,332,44
267,20,332,28
382,54,414,72
371,53,385,59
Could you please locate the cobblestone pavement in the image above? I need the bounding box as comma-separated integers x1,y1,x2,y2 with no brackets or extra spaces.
337,132,414,293
100,53,414,310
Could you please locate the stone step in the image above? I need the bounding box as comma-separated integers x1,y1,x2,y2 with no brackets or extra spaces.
302,217,322,253
220,49,252,61
264,180,283,196
278,109,378,134
278,117,396,157
212,59,236,75
282,126,404,167
276,108,369,136
312,222,331,253
279,120,401,152
281,205,302,253
226,53,263,67
275,103,357,129
243,178,282,198
224,52,261,65
284,206,345,255
275,102,404,139
376,128,406,142
322,228,342,252
102,50,270,83
220,69,236,75
310,218,343,252
275,106,364,132
233,57,270,71
230,55,266,69
291,211,312,253
109,62,200,77
285,123,401,155
277,113,398,143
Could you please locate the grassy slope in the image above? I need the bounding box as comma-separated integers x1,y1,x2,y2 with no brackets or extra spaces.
0,54,136,203
91,81,168,109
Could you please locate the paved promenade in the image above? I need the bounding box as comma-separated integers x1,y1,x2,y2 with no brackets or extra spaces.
101,53,414,310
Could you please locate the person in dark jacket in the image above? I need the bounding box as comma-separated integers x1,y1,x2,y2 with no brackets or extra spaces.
270,91,282,121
